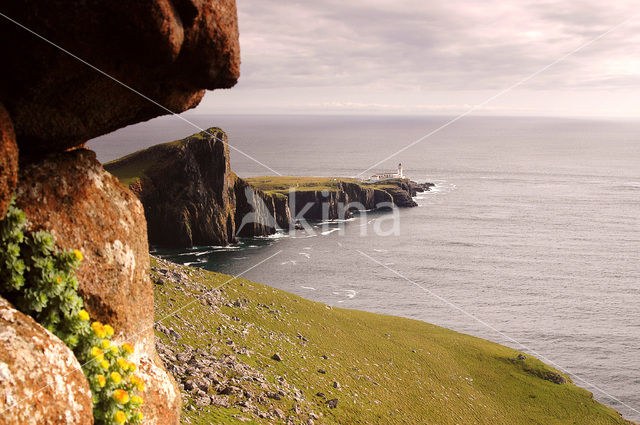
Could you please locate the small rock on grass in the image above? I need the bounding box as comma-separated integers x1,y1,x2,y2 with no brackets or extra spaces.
326,398,338,409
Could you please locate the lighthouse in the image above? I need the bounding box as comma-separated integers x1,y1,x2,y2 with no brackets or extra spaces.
397,163,403,178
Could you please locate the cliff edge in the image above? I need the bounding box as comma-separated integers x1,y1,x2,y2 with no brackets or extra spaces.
105,129,434,248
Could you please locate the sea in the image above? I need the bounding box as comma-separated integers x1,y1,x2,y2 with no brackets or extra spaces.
89,114,640,421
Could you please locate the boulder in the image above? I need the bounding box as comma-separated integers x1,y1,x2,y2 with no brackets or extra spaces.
0,104,17,219
15,149,180,425
0,296,93,425
0,0,240,153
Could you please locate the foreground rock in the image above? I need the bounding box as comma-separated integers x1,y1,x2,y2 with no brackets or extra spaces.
15,149,180,425
0,1,241,423
0,105,17,219
0,0,240,153
0,297,93,425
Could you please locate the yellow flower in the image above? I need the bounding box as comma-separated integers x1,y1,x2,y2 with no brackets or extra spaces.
91,321,106,338
117,357,129,370
110,371,122,384
113,410,126,424
136,412,144,421
131,395,144,405
56,276,62,283
91,347,105,362
104,324,114,337
128,363,137,372
113,389,130,404
73,249,83,261
97,374,106,388
100,359,109,369
122,342,134,354
101,339,111,349
130,375,145,392
78,310,90,321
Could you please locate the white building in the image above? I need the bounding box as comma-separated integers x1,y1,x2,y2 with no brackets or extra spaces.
367,163,405,181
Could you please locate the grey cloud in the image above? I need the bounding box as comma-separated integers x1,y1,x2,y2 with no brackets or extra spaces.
234,0,639,94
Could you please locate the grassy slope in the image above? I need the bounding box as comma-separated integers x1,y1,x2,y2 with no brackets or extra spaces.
152,258,630,425
104,129,220,187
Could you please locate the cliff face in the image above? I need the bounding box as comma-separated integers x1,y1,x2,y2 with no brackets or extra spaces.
108,129,237,247
234,178,289,237
107,130,433,248
106,129,286,248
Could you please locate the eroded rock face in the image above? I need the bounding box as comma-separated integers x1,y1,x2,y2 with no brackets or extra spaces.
107,128,238,247
0,104,17,219
0,296,93,425
15,149,180,425
0,0,240,153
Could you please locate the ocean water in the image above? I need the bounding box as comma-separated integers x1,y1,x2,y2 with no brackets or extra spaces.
90,114,640,421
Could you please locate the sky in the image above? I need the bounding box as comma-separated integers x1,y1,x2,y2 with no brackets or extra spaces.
198,0,640,118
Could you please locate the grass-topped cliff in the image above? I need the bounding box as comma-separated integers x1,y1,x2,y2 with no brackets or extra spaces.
244,176,424,196
151,257,632,425
102,128,433,248
104,128,224,188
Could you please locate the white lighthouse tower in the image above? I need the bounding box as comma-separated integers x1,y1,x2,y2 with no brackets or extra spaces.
397,163,404,178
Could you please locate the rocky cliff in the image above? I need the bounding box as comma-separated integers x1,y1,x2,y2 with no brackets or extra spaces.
105,128,284,248
0,1,240,423
106,130,433,248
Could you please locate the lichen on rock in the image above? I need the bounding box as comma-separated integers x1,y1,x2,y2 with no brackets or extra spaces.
0,296,93,425
0,104,17,220
15,149,181,425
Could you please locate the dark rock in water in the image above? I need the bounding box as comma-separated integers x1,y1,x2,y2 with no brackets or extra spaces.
326,398,339,409
0,0,240,154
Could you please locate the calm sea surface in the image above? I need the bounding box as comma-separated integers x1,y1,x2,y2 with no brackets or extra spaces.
90,114,640,421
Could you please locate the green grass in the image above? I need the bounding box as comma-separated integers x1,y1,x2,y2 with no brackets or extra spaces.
104,128,224,187
243,176,353,195
243,176,405,196
151,258,632,425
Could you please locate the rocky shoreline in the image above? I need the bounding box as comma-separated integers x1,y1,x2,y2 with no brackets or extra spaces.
105,128,434,249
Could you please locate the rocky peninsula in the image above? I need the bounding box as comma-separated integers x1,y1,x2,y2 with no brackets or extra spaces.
104,128,434,248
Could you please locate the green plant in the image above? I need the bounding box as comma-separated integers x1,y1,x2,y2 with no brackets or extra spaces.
0,199,145,425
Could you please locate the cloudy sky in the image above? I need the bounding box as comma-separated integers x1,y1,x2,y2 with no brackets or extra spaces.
199,0,640,117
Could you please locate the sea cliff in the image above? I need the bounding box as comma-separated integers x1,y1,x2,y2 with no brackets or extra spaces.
105,128,434,248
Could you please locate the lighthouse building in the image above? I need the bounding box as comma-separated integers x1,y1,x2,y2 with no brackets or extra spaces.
367,163,406,181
